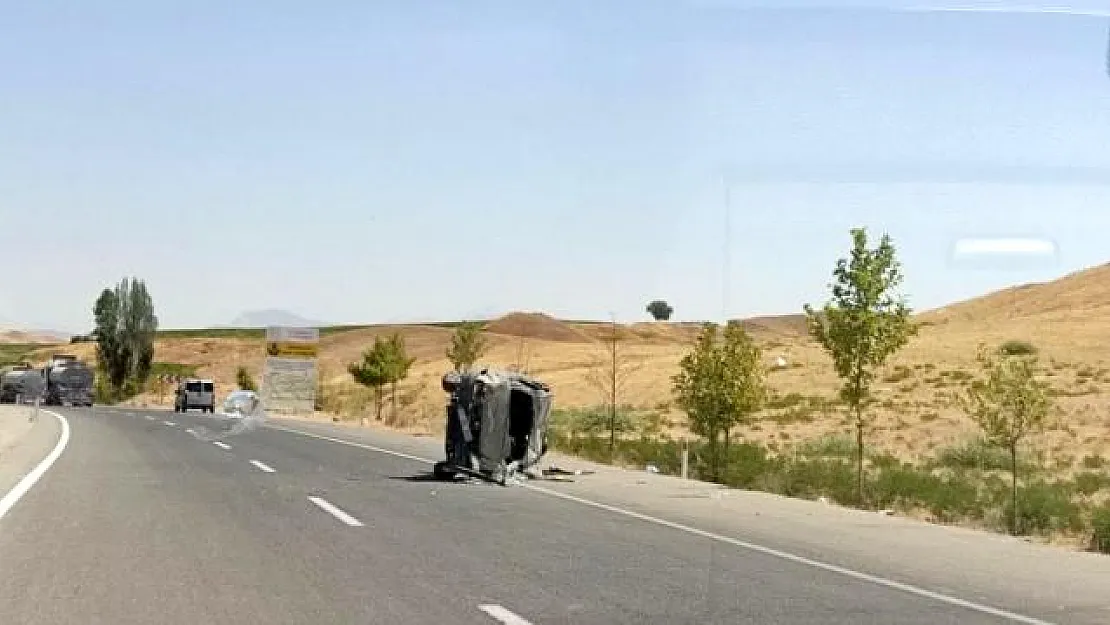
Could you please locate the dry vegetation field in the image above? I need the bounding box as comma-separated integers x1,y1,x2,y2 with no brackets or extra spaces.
25,262,1110,549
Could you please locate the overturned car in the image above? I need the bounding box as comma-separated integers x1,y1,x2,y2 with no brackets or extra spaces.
436,368,553,485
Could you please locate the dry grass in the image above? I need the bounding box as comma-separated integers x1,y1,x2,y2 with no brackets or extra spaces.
37,263,1110,468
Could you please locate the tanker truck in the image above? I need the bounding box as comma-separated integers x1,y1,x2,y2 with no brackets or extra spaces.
0,364,46,404
42,354,94,407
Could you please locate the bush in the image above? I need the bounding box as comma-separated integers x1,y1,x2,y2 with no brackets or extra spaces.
1072,472,1110,496
1090,504,1110,554
932,439,1009,471
1004,481,1083,535
547,433,1102,542
930,438,1036,474
549,406,653,441
871,464,982,522
1080,454,1106,470
716,443,774,489
773,458,858,504
999,340,1037,356
236,366,257,392
796,434,856,460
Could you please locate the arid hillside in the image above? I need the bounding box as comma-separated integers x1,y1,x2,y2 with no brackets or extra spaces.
37,262,1110,470
0,328,67,345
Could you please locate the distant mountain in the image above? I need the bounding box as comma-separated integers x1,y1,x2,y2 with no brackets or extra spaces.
0,324,70,344
226,309,329,329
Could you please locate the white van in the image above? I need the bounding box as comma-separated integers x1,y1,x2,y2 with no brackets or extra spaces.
174,378,215,413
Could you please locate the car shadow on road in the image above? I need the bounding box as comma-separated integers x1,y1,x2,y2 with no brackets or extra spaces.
388,472,446,483
387,472,487,486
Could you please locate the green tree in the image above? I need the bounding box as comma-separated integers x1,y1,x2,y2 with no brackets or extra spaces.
646,300,674,321
348,337,391,421
804,228,916,506
957,343,1051,535
446,321,488,372
383,333,416,421
672,321,766,481
93,277,159,397
93,288,124,390
236,366,257,392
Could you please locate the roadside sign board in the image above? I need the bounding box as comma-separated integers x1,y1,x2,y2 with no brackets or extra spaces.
262,326,319,415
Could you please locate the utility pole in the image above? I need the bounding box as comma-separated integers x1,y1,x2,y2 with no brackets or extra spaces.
722,173,732,324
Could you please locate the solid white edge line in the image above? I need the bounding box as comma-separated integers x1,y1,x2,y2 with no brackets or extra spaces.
0,409,71,521
213,441,231,450
307,495,363,527
267,423,1058,625
478,604,534,625
266,425,434,464
249,459,275,473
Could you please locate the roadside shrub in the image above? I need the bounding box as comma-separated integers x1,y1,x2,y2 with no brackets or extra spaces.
549,406,640,439
717,443,774,489
763,458,857,505
236,366,257,392
930,438,1035,474
1090,504,1110,554
1080,454,1106,470
1073,472,1110,496
1004,481,1083,535
932,439,1007,471
871,465,982,522
796,434,856,460
999,340,1037,356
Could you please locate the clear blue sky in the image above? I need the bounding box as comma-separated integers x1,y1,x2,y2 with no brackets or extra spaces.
3,0,1110,332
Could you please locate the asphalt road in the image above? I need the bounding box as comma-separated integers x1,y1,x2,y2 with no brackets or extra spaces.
0,406,1098,624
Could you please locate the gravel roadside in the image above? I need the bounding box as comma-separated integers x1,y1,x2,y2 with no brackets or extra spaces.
0,405,63,510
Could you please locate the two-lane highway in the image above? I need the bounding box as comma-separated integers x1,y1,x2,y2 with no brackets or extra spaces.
0,406,1078,624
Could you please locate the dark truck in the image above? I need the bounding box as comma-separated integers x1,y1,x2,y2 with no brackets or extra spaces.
0,364,46,404
42,354,94,407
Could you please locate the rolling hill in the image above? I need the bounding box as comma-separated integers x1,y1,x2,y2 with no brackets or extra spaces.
29,261,1110,473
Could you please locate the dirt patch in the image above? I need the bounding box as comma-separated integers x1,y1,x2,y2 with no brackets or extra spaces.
484,312,594,343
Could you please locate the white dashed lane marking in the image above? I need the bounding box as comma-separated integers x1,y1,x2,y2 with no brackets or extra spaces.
249,460,275,473
307,496,363,527
478,605,533,625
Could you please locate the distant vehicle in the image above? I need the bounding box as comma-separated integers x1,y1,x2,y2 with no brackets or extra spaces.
42,355,94,407
175,378,215,413
221,389,261,417
0,364,46,404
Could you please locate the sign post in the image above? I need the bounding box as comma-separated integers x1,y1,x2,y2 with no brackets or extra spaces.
262,326,319,416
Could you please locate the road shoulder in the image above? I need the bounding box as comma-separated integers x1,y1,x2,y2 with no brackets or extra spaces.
0,405,63,510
